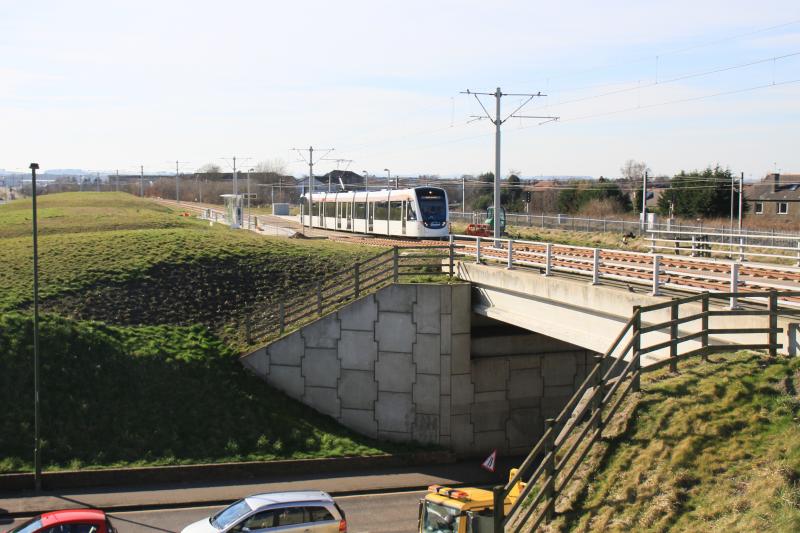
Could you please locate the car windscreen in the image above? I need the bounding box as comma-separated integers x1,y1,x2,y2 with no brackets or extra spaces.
9,517,43,533
210,499,252,530
421,501,460,533
415,189,447,224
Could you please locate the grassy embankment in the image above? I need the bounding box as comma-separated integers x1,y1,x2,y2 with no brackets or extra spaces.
547,351,800,532
0,192,400,473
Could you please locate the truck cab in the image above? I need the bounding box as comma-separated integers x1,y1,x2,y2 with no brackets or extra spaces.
485,207,506,235
418,472,524,533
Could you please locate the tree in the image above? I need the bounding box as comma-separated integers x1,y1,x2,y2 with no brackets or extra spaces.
197,163,222,175
656,165,745,218
254,158,287,175
620,159,650,181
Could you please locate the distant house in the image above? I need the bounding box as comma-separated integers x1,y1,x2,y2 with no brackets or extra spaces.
749,173,800,220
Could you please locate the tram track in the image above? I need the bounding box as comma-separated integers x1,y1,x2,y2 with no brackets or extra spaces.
152,198,800,303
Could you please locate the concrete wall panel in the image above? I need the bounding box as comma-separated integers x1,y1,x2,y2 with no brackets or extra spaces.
302,315,341,349
375,391,415,433
339,295,377,331
302,348,339,388
375,352,415,393
339,370,377,410
338,330,377,371
414,334,441,374
377,284,415,313
375,312,415,353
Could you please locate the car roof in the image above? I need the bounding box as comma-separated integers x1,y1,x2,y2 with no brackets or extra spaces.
41,509,106,526
245,491,333,509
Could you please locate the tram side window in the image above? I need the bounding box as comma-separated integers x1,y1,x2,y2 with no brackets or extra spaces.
374,201,389,220
389,201,403,221
407,202,417,221
355,202,366,219
324,202,336,217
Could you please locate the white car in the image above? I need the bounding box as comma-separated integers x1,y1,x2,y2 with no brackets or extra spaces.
182,491,346,533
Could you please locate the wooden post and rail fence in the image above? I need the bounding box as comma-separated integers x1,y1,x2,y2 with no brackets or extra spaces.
495,289,797,532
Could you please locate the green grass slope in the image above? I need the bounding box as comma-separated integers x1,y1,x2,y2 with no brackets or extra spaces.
0,193,379,339
0,313,398,473
552,352,800,533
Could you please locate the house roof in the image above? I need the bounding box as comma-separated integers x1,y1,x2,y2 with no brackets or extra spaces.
751,174,800,201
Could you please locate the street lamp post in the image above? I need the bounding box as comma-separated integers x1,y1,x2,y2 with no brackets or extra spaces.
384,168,391,190
29,162,42,492
247,168,254,229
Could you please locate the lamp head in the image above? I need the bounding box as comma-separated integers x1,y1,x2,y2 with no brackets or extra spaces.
29,163,39,170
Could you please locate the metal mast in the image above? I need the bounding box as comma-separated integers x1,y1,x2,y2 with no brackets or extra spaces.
293,146,333,228
462,87,556,240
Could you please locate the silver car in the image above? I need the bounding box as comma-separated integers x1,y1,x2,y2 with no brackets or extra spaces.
181,491,346,533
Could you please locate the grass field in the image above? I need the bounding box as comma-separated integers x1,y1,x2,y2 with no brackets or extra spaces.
0,193,380,330
550,351,800,532
0,192,408,471
0,313,402,473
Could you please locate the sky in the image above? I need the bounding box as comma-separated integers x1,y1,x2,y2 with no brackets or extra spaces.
1,0,799,180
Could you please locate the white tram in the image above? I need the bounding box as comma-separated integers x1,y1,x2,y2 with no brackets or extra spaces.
301,186,449,238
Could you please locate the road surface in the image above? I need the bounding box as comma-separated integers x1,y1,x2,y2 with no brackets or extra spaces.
1,490,423,533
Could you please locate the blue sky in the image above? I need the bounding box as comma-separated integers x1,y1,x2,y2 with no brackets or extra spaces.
1,0,798,179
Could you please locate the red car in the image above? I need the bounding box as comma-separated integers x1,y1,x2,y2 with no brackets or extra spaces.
6,509,116,533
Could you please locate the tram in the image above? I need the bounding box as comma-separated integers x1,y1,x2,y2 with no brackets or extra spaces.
301,186,449,238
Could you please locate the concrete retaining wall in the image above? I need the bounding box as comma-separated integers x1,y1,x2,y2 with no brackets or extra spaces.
243,284,472,449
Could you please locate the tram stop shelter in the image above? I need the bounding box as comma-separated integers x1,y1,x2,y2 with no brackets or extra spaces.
220,194,243,228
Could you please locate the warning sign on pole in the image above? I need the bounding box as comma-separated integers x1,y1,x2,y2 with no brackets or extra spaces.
481,449,497,472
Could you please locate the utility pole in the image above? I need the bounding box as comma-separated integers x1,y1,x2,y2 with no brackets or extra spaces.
115,169,119,192
173,161,189,204
140,165,144,197
384,168,391,190
641,170,648,230
96,172,100,192
247,168,254,228
462,175,466,211
462,87,556,240
362,170,368,192
29,163,42,492
739,172,744,232
293,146,333,228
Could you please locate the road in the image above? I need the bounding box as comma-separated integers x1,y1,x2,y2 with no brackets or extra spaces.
1,490,423,533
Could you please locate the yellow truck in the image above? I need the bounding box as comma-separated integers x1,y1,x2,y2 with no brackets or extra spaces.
418,470,524,533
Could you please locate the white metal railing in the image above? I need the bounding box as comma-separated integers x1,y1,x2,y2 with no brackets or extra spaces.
450,234,800,310
647,229,800,264
449,211,800,241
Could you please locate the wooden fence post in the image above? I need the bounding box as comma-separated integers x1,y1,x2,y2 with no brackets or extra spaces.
592,355,603,433
701,293,710,361
670,301,679,372
632,307,641,392
492,485,505,533
448,235,455,277
354,264,360,298
769,290,778,358
392,246,399,282
543,418,557,522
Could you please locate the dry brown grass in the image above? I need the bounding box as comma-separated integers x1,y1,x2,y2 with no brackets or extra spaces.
542,352,800,532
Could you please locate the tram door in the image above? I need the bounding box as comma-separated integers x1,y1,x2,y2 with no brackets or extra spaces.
336,201,341,229
368,202,374,232
401,201,407,235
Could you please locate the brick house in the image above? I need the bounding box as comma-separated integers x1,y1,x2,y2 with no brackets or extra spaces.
749,173,800,221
